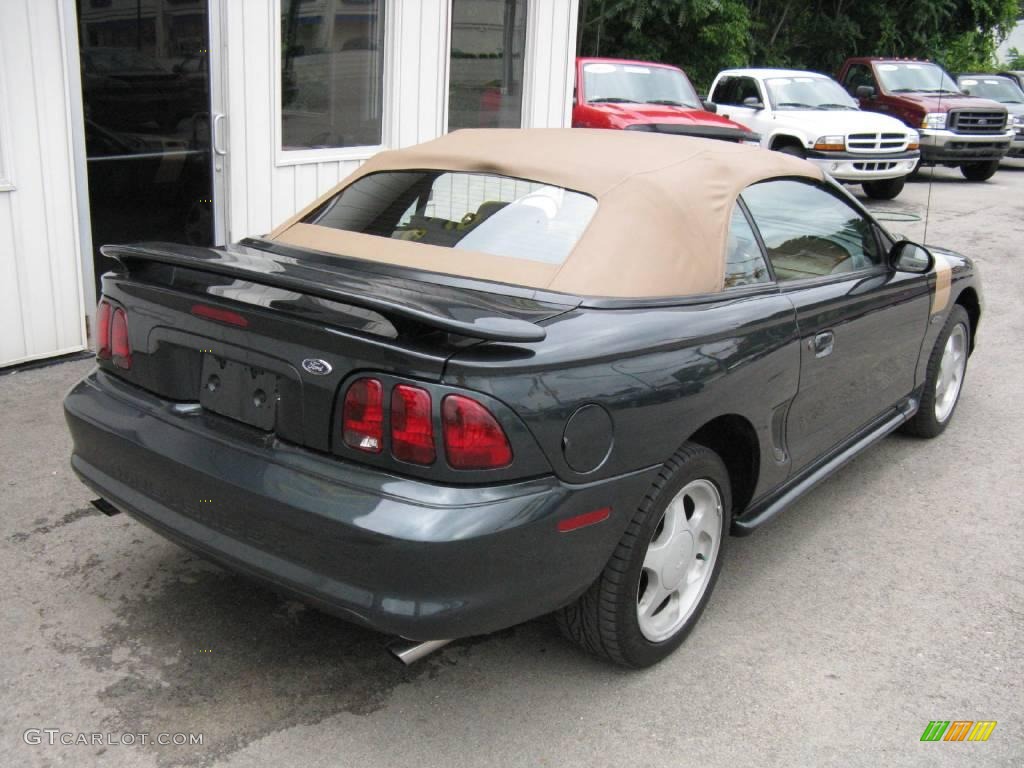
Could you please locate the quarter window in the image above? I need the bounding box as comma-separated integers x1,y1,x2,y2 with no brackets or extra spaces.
741,180,881,281
725,204,771,288
279,0,386,150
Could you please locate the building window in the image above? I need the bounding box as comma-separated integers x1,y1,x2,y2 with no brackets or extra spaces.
448,0,527,130
280,0,385,150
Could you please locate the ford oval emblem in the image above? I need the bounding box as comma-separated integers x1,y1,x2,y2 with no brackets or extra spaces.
301,358,333,376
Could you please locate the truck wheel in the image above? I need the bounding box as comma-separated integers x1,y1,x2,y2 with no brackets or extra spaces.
555,443,729,668
959,160,1000,182
862,176,906,200
777,145,805,158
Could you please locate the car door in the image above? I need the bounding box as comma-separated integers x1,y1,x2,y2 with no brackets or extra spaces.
741,179,932,473
712,75,769,134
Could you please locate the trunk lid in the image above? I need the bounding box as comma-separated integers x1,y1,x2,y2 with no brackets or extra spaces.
96,240,574,453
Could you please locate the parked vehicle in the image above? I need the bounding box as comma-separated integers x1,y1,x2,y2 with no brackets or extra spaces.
956,73,1024,158
999,71,1024,91
708,68,920,199
574,57,760,144
65,129,981,668
838,57,1013,181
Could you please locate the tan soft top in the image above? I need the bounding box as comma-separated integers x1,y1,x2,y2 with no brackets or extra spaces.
269,129,824,298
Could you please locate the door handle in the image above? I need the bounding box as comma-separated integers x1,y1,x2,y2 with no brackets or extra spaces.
810,331,835,358
212,113,227,156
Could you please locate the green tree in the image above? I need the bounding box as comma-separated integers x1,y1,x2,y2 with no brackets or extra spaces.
578,0,1022,84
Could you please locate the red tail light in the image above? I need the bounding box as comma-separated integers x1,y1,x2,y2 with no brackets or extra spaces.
110,308,132,369
95,301,112,359
390,385,435,465
442,395,512,469
342,378,384,453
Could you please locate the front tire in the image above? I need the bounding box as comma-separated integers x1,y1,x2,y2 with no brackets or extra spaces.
960,160,1000,182
862,176,906,200
903,305,970,438
777,144,805,158
556,443,730,668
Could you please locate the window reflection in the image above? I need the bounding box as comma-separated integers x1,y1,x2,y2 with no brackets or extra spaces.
448,0,527,130
280,0,386,150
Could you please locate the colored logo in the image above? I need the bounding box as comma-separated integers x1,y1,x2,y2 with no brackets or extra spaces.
301,358,333,376
920,721,997,742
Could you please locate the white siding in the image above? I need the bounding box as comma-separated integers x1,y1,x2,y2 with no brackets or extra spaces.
223,0,451,241
223,0,577,241
523,0,579,129
0,0,86,367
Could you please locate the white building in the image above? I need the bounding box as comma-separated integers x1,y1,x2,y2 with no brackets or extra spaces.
0,0,579,367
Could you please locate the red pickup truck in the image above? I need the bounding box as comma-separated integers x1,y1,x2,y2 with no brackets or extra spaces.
573,57,760,144
838,57,1013,181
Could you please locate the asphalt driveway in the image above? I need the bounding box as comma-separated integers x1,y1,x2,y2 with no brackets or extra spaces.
2,161,1022,768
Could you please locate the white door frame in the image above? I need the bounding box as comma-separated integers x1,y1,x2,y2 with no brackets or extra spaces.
58,0,96,343
61,0,230,347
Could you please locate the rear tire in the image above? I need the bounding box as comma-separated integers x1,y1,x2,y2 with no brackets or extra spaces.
863,176,906,200
902,305,970,438
556,443,730,668
959,160,1000,182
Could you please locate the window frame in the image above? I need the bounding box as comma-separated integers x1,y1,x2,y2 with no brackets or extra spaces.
722,198,776,290
273,0,394,167
443,0,532,133
739,176,889,288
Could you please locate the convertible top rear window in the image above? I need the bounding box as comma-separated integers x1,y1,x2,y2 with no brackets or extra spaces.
304,171,598,265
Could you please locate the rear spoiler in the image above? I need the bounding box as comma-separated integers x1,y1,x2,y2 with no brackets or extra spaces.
102,242,564,343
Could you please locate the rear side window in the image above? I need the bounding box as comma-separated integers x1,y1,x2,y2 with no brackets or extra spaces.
305,171,598,265
725,204,771,288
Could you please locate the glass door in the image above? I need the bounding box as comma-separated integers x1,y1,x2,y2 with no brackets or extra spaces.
76,0,223,292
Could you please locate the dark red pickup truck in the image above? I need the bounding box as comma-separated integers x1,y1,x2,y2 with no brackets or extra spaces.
838,57,1013,181
573,57,760,144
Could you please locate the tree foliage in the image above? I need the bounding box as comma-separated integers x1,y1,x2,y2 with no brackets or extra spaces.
577,0,1023,88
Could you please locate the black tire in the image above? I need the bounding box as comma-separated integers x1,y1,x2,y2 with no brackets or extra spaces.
902,305,971,438
959,160,1000,182
555,443,730,668
777,144,805,158
862,176,906,200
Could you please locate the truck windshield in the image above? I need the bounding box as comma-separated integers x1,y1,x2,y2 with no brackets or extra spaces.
582,62,700,108
958,77,1024,103
765,77,858,110
874,62,961,94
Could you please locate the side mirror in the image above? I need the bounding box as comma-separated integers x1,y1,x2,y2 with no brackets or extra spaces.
890,241,933,273
702,100,718,113
855,84,876,99
742,96,764,109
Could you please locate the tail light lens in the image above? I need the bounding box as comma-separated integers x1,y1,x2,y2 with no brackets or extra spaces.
342,378,384,453
390,385,435,465
110,307,132,369
95,301,112,359
442,395,512,469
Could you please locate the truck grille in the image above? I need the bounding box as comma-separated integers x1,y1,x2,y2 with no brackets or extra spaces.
846,133,909,153
948,110,1007,134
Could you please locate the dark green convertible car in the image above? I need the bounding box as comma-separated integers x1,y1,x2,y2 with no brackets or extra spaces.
65,129,981,667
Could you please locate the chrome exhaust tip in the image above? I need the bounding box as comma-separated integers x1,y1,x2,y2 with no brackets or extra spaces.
387,638,453,665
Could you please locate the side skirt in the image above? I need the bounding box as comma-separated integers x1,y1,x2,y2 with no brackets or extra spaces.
731,394,920,535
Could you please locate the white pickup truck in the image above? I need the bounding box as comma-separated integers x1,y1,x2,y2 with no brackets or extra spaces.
708,68,920,199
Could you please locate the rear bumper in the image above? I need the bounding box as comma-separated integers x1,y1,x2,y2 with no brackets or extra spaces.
803,150,918,181
918,129,1013,163
64,370,654,639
